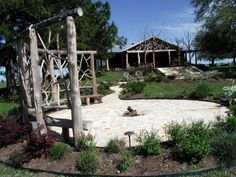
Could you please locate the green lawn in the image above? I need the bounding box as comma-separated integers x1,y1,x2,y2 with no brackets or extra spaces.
0,163,235,177
142,80,233,99
96,71,123,83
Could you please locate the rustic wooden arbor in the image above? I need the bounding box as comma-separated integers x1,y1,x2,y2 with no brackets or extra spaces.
17,8,97,145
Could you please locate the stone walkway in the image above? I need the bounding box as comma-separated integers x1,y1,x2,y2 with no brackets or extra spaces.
48,85,228,147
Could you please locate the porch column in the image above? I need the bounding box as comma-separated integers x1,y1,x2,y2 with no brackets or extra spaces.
126,52,130,69
168,50,171,66
106,59,110,71
137,52,141,67
152,50,156,68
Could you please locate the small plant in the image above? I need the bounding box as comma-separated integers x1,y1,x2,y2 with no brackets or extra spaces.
105,138,125,154
76,133,96,150
136,130,161,156
48,142,73,161
189,82,211,99
166,121,212,163
9,150,28,167
122,81,146,94
0,118,28,147
211,131,236,163
76,150,99,174
26,131,55,159
116,150,133,172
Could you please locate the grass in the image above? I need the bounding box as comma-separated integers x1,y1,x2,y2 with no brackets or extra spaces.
142,80,232,99
0,163,235,177
96,71,123,83
0,164,36,177
0,101,19,119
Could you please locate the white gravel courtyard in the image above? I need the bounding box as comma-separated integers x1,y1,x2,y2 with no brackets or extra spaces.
48,85,228,147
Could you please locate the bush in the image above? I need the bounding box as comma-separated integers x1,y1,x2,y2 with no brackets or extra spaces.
105,138,125,154
76,150,99,174
122,81,146,94
0,118,28,147
26,131,55,159
166,121,212,163
48,142,73,161
136,130,161,156
76,133,96,151
211,131,236,163
224,116,236,133
116,150,133,172
189,82,211,99
97,81,113,95
229,104,236,115
144,71,168,82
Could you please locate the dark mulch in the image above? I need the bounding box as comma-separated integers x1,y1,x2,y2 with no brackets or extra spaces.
0,141,224,176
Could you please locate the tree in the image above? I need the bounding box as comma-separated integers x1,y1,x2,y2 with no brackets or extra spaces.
0,0,126,95
192,0,236,64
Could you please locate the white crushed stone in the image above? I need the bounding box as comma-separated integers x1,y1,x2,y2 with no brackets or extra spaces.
48,85,228,147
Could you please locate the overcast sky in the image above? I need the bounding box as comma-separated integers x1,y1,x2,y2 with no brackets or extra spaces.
102,0,199,45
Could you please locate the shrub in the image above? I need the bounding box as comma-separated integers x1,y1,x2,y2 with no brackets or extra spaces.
76,150,99,174
211,131,236,163
76,133,96,151
97,81,112,95
166,121,212,163
189,82,211,99
136,130,161,156
229,104,236,115
0,118,28,147
26,131,55,159
122,81,146,94
105,138,125,154
144,71,168,82
48,142,73,161
224,116,236,133
116,150,133,172
165,121,187,145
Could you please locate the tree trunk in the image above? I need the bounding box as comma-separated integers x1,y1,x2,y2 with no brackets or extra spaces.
6,56,16,96
211,58,215,65
233,57,236,65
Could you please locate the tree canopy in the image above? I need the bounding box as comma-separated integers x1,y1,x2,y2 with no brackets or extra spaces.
192,0,236,63
0,0,126,94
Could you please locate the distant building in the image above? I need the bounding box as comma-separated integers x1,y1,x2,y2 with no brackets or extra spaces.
107,37,186,70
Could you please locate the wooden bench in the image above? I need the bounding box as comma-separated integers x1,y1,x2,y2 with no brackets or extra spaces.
81,94,102,105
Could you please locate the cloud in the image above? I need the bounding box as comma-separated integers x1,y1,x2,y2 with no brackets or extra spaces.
153,23,200,33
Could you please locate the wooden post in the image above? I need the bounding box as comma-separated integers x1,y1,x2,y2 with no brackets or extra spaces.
137,52,141,67
67,16,83,146
106,59,110,71
168,50,171,66
17,39,30,124
195,51,198,65
126,52,130,69
90,53,97,95
152,50,156,68
29,29,47,135
48,31,58,103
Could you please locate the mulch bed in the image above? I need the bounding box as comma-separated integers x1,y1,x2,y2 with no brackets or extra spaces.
0,141,226,176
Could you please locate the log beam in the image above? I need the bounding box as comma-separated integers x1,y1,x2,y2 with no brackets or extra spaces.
20,7,83,35
67,16,83,146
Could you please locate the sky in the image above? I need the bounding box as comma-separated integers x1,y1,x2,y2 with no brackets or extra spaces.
101,0,199,46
